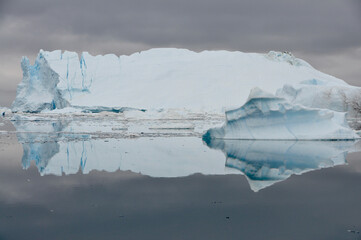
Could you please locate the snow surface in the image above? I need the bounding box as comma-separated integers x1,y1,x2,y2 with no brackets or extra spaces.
203,88,358,140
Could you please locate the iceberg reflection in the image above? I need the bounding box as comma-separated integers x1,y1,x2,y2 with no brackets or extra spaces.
18,135,238,178
204,138,360,191
14,119,360,192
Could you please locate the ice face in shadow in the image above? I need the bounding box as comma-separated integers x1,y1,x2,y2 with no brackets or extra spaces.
204,137,359,192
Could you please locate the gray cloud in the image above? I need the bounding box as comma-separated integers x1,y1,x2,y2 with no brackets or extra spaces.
3,0,361,53
0,0,360,106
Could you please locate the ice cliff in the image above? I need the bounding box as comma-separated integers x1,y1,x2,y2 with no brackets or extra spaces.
12,48,360,114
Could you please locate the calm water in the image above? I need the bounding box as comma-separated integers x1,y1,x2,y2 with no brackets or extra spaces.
1,127,361,239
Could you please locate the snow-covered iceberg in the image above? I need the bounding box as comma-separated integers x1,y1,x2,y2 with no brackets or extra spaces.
203,88,358,140
12,48,360,114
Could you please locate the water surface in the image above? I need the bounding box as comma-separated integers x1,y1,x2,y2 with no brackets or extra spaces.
0,118,361,240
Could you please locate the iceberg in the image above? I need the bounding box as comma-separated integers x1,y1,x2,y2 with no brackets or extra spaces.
12,48,359,114
11,48,361,140
203,88,359,140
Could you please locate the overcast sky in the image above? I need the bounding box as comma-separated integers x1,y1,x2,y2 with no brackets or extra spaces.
0,0,360,106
